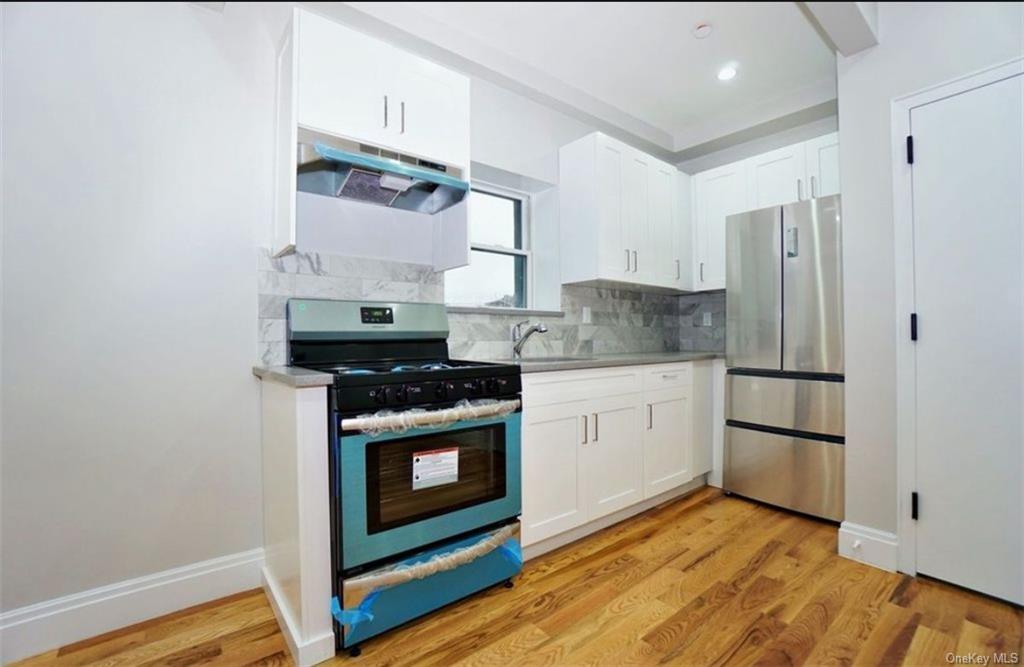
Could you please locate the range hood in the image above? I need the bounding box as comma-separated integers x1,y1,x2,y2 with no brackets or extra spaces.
296,134,469,215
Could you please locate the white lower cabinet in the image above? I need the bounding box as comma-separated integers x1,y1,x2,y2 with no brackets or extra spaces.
583,394,645,519
522,363,708,547
642,387,692,498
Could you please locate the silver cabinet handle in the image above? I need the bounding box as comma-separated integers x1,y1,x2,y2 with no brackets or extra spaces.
383,95,389,128
797,178,803,201
661,374,678,379
810,175,817,198
400,101,406,134
581,415,588,445
647,404,653,430
632,250,638,273
592,413,599,442
786,227,799,258
699,262,705,282
625,249,631,272
675,259,680,279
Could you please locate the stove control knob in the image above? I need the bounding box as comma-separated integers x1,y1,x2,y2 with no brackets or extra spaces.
485,378,500,394
468,379,484,396
371,387,389,405
435,382,449,399
394,385,409,403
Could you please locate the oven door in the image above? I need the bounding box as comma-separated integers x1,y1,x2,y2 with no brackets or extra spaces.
337,410,521,569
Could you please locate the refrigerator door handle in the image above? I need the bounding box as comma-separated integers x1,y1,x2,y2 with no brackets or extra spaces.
786,227,799,258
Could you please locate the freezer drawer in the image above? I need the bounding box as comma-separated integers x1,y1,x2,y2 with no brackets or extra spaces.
724,425,844,521
726,373,844,438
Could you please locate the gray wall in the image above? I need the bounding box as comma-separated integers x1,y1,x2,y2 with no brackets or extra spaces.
1,3,280,610
837,2,1024,534
257,249,725,365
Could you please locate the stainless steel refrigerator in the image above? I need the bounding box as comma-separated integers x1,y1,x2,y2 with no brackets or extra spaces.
724,194,844,521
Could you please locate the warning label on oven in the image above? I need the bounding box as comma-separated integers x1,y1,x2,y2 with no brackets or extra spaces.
412,447,459,490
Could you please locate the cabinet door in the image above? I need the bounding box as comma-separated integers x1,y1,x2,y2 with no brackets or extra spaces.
623,151,650,283
595,138,630,281
296,11,390,145
804,132,840,198
583,394,644,521
521,401,588,545
649,162,680,288
693,163,747,291
643,387,693,498
747,143,807,208
389,56,470,167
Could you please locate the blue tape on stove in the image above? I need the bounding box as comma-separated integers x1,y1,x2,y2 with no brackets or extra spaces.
338,532,522,648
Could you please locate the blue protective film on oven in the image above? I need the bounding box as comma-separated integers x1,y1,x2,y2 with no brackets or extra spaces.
331,591,380,629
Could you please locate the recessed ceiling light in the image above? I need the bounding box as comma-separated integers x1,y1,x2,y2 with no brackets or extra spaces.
717,65,737,81
692,23,713,39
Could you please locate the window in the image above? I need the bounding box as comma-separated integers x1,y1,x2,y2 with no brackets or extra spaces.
445,186,530,308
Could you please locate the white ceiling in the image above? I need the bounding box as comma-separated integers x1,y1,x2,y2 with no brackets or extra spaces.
412,2,834,146
324,2,838,155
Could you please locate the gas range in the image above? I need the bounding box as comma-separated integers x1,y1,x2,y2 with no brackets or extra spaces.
299,357,521,412
286,298,521,412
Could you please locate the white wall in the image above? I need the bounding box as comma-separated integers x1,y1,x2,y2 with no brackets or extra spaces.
0,2,283,612
838,2,1024,535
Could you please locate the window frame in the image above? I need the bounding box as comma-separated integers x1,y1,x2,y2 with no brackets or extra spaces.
447,181,533,309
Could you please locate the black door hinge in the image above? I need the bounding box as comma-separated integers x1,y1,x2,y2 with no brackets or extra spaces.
911,492,919,520
906,135,914,164
910,313,918,341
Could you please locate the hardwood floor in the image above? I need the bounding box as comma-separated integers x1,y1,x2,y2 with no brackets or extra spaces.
14,488,1023,666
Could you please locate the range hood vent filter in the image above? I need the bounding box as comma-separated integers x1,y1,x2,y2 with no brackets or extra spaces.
297,141,468,215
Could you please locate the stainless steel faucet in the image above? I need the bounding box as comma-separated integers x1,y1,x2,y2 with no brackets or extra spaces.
511,320,548,359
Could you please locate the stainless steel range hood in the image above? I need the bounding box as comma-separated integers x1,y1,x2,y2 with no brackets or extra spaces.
296,132,469,215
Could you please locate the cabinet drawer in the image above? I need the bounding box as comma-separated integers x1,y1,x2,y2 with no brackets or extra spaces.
642,363,692,391
522,367,642,407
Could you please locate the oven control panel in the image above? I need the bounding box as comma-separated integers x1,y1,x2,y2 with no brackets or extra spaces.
338,375,521,412
360,307,394,324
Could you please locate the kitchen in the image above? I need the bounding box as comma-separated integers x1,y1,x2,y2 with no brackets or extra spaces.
1,2,1022,666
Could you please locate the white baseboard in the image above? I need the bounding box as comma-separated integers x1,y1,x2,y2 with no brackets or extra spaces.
262,566,334,667
0,548,265,664
839,521,899,572
522,477,707,561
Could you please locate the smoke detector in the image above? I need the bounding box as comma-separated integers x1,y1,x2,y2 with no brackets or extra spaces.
693,23,713,39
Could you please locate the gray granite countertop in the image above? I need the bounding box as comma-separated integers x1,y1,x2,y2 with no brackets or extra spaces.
252,365,334,387
503,351,724,373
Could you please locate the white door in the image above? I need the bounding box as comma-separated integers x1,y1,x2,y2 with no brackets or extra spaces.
804,132,840,198
649,163,679,288
296,11,390,145
520,401,588,545
642,387,692,498
911,73,1023,604
693,163,747,290
596,138,630,281
746,143,807,208
583,394,644,520
623,151,650,283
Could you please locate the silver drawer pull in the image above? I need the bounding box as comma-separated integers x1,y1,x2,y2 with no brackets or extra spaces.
647,403,653,430
592,413,599,442
661,374,678,379
581,415,588,444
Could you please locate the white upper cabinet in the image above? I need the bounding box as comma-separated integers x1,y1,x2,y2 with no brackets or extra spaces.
747,143,807,209
804,132,840,198
690,132,841,292
692,162,748,291
560,133,689,291
294,10,469,168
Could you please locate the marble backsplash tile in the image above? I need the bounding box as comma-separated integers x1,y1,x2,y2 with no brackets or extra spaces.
256,248,725,366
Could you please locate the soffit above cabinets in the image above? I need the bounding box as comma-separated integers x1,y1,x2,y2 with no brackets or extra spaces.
309,2,837,157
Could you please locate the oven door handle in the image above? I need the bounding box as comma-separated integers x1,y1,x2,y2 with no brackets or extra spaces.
343,523,521,595
341,398,521,434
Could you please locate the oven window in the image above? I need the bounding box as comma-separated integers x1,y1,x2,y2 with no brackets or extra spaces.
365,424,507,534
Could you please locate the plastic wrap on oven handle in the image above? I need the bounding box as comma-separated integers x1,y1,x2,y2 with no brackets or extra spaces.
342,523,520,595
341,398,521,436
